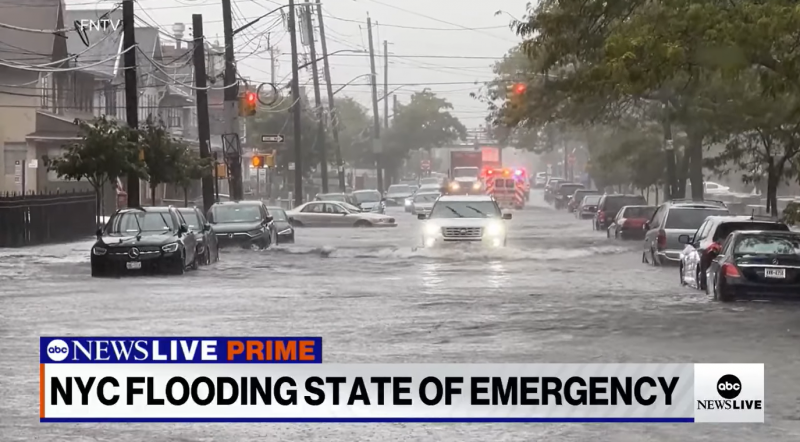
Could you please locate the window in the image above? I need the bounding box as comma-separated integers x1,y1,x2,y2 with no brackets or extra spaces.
665,208,729,229
326,203,346,214
302,203,324,213
3,145,26,175
168,108,182,128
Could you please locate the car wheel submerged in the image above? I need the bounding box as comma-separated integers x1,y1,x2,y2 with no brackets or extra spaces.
696,266,706,291
354,220,372,228
168,252,185,275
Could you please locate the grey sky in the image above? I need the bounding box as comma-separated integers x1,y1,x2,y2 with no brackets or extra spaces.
67,0,527,130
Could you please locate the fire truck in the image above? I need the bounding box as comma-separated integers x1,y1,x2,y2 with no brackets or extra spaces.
484,168,527,209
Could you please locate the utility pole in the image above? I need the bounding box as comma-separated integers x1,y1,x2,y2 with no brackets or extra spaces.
383,40,389,130
122,0,140,207
192,14,214,214
304,6,327,193
221,0,243,201
268,33,276,85
316,0,345,192
289,0,304,205
367,16,383,193
393,94,398,118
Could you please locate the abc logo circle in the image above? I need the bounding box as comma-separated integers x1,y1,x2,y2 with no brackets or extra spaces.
716,374,742,399
46,339,69,362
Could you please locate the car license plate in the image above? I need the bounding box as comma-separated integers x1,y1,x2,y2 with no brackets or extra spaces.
765,268,785,278
126,261,142,270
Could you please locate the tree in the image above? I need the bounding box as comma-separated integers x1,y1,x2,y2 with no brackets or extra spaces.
384,91,467,180
43,116,143,225
173,147,214,207
139,117,184,205
333,96,373,168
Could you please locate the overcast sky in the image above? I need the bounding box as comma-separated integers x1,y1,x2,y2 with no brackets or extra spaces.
67,0,528,130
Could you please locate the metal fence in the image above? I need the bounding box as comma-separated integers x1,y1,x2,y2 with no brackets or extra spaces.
0,190,96,247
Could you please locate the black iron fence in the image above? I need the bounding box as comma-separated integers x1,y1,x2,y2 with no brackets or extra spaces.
0,190,96,247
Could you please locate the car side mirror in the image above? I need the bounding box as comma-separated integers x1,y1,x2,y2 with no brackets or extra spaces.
95,228,102,238
643,222,651,230
502,213,512,220
265,216,273,224
203,223,211,232
678,234,691,245
179,224,188,234
417,213,427,220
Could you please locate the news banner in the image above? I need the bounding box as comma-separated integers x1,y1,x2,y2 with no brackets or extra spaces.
40,337,764,423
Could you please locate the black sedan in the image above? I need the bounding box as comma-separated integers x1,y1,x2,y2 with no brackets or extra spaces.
267,206,294,244
207,201,276,250
90,207,198,276
177,207,220,265
707,230,800,302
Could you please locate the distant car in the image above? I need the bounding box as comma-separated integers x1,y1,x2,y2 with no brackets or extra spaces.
568,189,602,212
643,199,730,266
576,194,602,219
351,189,385,214
706,230,800,302
606,205,657,240
267,206,295,244
678,215,789,290
419,177,441,187
385,184,414,206
703,181,731,194
287,201,397,227
411,191,440,215
418,195,511,248
208,200,277,250
554,183,585,209
315,193,358,206
533,172,548,188
544,177,565,203
90,206,198,276
177,207,219,265
594,194,649,231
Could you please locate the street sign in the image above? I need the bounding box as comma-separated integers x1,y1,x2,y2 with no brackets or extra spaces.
28,159,38,169
568,155,576,165
288,162,296,171
261,134,285,143
420,160,431,170
14,161,22,177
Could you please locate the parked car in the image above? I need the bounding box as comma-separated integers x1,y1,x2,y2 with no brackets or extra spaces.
90,206,198,276
207,200,277,250
533,172,548,188
706,230,800,302
606,205,657,240
568,189,602,212
267,206,295,243
315,193,358,206
419,177,442,187
177,207,219,265
594,194,649,231
385,184,414,206
576,194,602,219
287,201,397,227
678,215,789,290
351,189,385,214
642,199,729,266
544,177,565,203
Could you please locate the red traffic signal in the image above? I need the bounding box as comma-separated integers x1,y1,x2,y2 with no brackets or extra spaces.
246,92,256,103
512,83,526,95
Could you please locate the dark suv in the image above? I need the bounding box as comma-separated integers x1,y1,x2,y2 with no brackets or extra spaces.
208,201,276,250
594,194,648,230
678,215,789,290
91,206,198,276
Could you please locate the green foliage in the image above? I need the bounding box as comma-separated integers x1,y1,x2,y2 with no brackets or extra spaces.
174,148,214,191
334,97,372,168
44,116,144,191
139,117,184,196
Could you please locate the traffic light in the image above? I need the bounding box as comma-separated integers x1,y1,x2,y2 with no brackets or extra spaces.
512,83,526,95
506,82,527,111
251,154,265,168
239,91,257,116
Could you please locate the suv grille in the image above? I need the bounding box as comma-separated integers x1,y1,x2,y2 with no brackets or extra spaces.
442,227,482,238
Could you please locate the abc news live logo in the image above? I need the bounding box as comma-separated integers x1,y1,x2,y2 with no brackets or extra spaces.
697,374,762,411
47,340,69,361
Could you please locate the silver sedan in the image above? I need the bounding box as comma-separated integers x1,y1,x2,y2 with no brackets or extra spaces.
287,201,397,228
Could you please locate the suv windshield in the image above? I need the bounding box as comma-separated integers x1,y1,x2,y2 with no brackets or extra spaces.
453,168,479,178
353,191,381,203
387,185,411,194
430,201,501,219
420,178,439,186
178,210,200,229
559,184,584,195
622,206,656,219
414,193,440,203
582,195,601,205
105,211,175,236
734,235,800,255
603,196,647,213
665,208,729,229
211,205,263,223
714,222,789,241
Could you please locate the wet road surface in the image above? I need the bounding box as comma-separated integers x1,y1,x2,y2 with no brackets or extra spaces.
1,191,799,441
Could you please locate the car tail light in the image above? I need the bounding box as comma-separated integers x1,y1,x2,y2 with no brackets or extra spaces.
721,263,741,278
598,211,605,221
657,230,666,249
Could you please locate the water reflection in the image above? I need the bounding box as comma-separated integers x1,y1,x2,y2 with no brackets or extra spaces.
487,260,508,289
420,261,445,294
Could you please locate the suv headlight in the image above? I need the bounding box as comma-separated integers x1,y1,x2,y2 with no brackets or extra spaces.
485,222,504,236
450,182,460,190
162,243,180,253
472,182,482,190
92,246,107,256
424,223,440,236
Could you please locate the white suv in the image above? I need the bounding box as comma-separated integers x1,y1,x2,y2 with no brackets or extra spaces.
418,195,512,247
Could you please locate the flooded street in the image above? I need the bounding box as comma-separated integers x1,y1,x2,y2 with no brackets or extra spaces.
1,191,799,441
